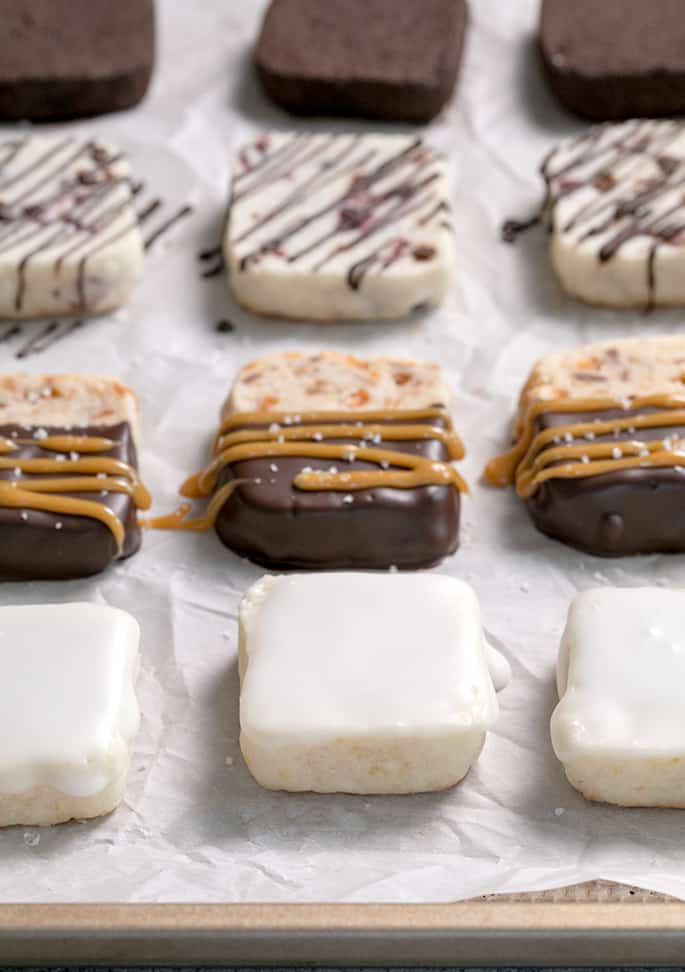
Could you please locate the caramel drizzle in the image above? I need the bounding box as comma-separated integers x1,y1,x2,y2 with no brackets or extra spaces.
144,407,467,532
0,433,151,553
484,393,685,497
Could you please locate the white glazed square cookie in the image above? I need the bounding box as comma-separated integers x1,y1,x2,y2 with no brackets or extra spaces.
239,573,501,794
542,119,685,309
225,132,455,321
0,603,140,827
552,587,685,807
0,135,143,318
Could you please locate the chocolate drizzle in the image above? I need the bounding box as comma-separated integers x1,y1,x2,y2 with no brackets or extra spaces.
143,204,193,251
542,119,685,307
0,136,139,314
229,133,451,290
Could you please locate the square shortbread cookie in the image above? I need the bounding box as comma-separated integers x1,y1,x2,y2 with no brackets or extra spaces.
225,132,455,321
0,373,149,580
542,119,685,309
485,335,685,556
204,350,465,570
0,135,143,318
0,603,140,827
239,573,500,794
552,587,685,807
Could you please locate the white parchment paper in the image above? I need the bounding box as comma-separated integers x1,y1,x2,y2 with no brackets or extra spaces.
2,0,685,904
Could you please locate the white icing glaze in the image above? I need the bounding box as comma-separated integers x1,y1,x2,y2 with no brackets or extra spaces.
553,587,685,761
240,573,499,744
0,135,143,318
0,603,140,797
225,132,455,321
484,639,511,692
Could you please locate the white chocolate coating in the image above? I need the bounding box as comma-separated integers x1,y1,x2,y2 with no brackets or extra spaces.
0,135,143,319
0,603,140,826
239,573,501,794
543,120,685,308
225,132,455,321
552,587,685,807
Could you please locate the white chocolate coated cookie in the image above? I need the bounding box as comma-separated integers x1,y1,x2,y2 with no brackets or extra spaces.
0,135,143,318
225,132,455,321
0,603,140,826
239,573,503,794
543,120,685,308
552,588,685,807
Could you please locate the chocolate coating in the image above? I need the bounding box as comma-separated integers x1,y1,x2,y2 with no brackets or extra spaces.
255,0,467,124
0,0,155,122
0,421,140,580
539,0,685,121
525,407,685,556
214,416,460,569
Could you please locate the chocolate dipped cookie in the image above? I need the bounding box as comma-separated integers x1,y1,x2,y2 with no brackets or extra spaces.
149,351,467,570
0,373,150,579
485,336,685,556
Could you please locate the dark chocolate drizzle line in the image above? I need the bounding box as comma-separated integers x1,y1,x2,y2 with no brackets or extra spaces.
543,119,685,308
236,137,430,273
0,138,140,313
14,319,83,359
137,198,162,224
313,175,440,274
232,132,299,187
233,135,366,245
202,260,224,278
143,205,193,250
0,323,21,344
231,134,317,203
198,245,222,261
0,138,72,192
501,215,541,243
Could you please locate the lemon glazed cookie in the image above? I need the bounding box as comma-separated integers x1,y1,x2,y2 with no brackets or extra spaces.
0,603,140,827
552,587,685,807
239,573,506,795
485,335,685,556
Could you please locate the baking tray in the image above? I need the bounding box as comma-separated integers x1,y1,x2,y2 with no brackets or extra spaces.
2,882,685,966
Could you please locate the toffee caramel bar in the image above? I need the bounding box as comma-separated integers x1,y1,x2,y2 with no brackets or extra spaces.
0,374,150,580
149,351,466,570
485,336,685,556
